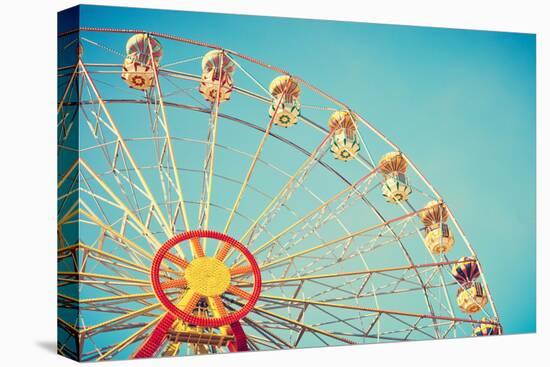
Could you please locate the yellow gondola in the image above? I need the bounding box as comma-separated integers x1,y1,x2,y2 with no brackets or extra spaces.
456,282,488,314
418,201,454,254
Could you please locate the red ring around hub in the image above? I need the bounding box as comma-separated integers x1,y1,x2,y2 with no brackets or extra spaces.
151,229,261,328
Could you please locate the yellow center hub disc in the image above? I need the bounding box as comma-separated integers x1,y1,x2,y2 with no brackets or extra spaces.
184,257,231,297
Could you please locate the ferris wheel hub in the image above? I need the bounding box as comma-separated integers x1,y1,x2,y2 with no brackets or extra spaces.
150,229,262,328
185,257,231,297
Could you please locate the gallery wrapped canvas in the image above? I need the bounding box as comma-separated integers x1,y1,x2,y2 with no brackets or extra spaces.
57,4,535,362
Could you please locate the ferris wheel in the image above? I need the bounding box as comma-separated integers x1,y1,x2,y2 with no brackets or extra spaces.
57,28,502,361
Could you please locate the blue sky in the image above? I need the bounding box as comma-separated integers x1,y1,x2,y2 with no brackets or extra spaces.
61,4,535,339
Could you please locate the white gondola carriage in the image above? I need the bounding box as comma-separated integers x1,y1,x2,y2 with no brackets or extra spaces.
268,75,301,127
121,33,163,90
328,110,360,161
199,50,236,103
378,151,412,203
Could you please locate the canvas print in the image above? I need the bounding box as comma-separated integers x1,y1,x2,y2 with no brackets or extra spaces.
57,5,536,362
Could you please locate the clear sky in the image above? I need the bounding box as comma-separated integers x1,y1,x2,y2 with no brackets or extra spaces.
61,4,536,340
